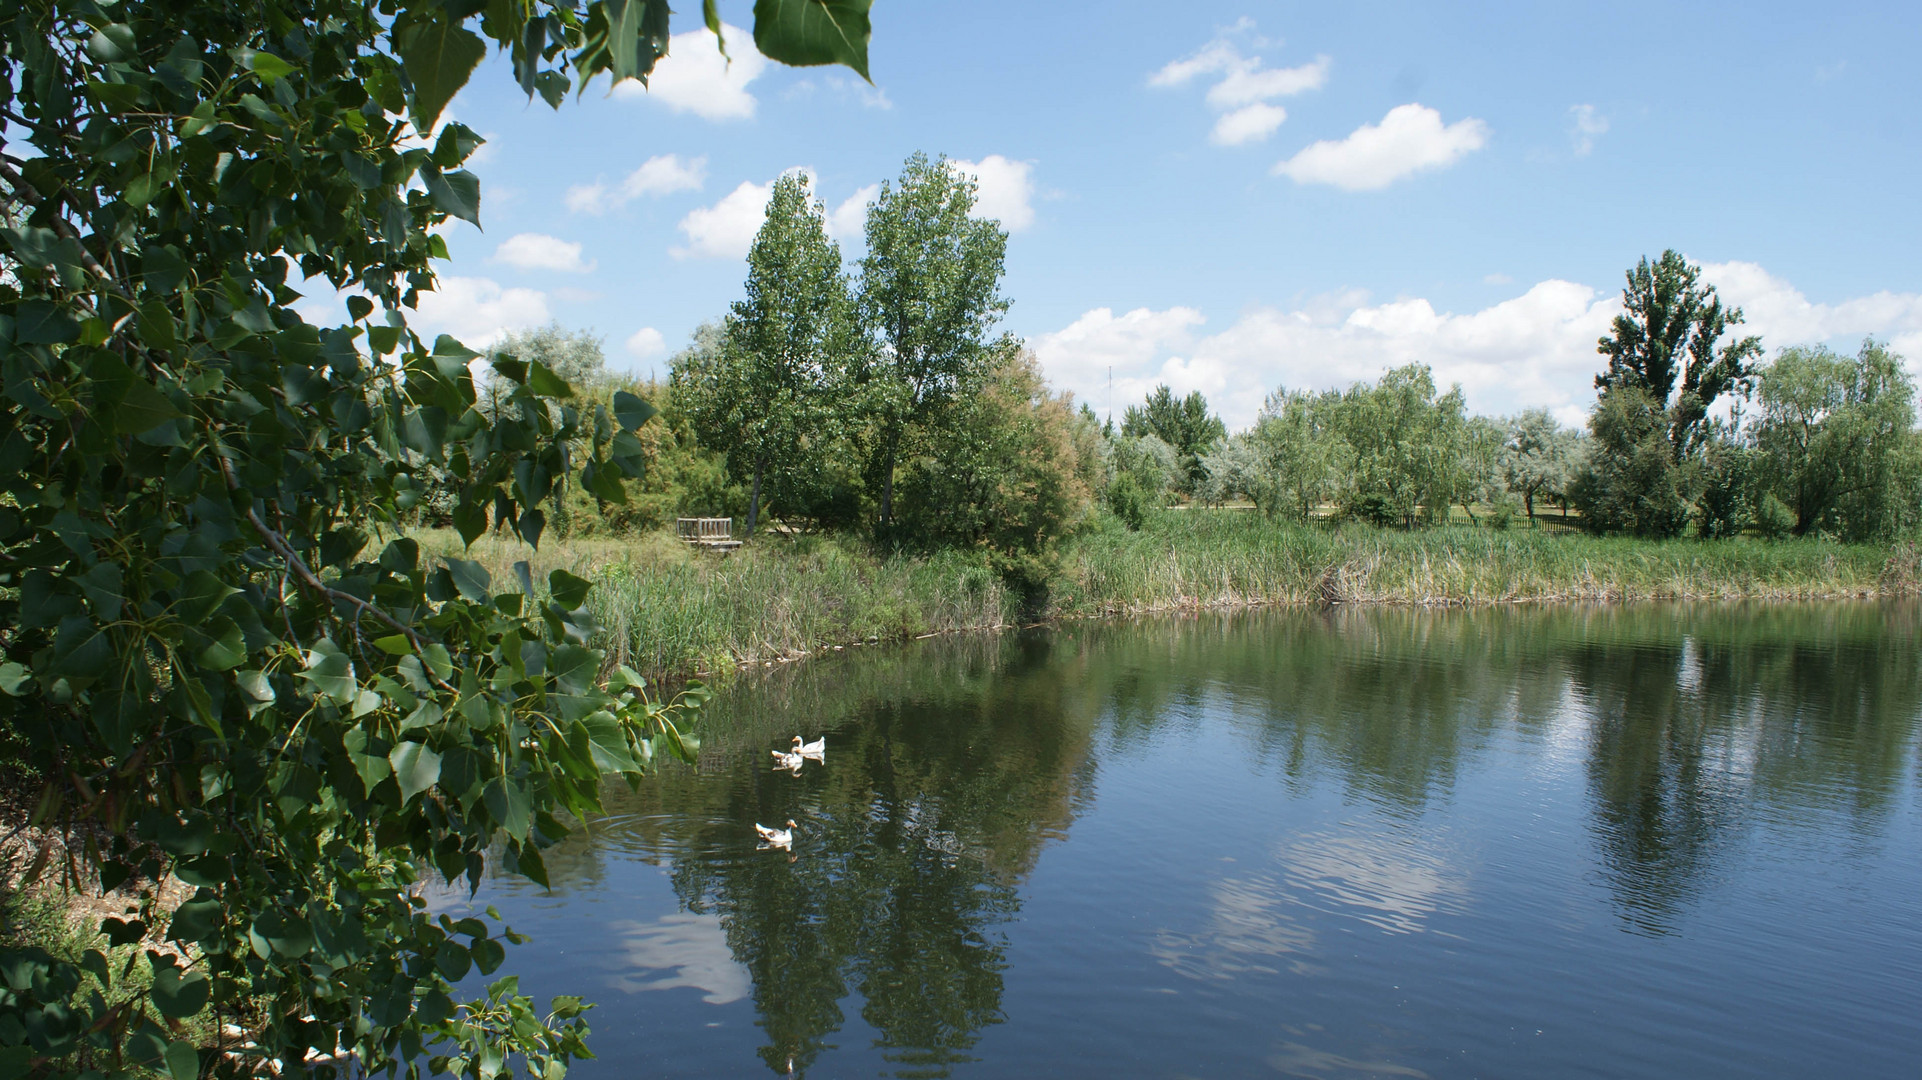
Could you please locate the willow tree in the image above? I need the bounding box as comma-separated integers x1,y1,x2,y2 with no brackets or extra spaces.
855,152,1010,531
0,0,873,1076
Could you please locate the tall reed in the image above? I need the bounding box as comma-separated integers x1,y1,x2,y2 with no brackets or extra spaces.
414,515,1905,680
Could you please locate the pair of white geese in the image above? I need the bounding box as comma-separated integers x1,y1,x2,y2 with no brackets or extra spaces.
755,735,825,850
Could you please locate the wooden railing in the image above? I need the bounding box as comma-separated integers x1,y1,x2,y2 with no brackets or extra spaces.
676,518,738,548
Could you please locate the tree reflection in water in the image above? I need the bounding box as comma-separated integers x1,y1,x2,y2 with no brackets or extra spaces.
513,601,1922,1073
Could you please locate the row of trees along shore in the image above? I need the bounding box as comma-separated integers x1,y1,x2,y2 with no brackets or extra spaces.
491,175,1922,575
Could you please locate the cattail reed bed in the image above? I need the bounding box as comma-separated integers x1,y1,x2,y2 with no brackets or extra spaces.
416,516,1915,681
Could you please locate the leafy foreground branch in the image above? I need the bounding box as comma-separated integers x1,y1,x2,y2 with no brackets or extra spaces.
0,0,872,1077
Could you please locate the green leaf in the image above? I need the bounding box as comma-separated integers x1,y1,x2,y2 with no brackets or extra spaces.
373,634,413,656
484,777,532,840
470,936,506,975
703,0,729,58
249,51,295,83
526,360,574,398
196,616,247,670
433,122,485,168
152,965,212,1018
446,558,492,603
164,1040,200,1080
548,569,592,609
13,300,81,344
395,14,487,134
390,740,442,803
434,940,472,981
249,908,316,958
753,0,873,80
596,0,673,84
581,714,638,773
299,638,357,704
612,390,657,431
168,897,222,944
87,23,138,62
423,166,483,226
0,663,30,698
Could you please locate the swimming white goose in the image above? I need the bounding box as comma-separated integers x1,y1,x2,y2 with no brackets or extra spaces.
771,748,805,772
754,820,796,849
791,735,826,761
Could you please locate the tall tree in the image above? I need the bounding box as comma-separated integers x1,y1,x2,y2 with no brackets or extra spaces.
856,152,1011,530
1122,385,1226,494
677,172,852,536
0,1,871,1074
1596,250,1764,463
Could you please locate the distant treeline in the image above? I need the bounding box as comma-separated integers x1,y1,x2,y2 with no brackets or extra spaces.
462,155,1922,581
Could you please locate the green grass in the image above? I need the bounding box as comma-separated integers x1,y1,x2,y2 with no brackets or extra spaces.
415,516,1920,680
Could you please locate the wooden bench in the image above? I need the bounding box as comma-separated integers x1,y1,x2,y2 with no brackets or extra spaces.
676,517,742,551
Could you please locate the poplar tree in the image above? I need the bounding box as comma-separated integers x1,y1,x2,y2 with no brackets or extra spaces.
855,152,1010,531
679,172,852,536
0,0,874,1073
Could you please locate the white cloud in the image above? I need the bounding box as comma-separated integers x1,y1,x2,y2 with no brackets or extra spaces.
413,276,550,350
566,154,708,214
1273,103,1489,191
1568,104,1608,156
827,183,879,241
1036,267,1922,432
625,327,667,360
1151,31,1329,147
1702,260,1922,366
672,168,814,259
1038,285,1614,430
953,155,1037,232
1214,103,1288,146
492,233,595,274
613,24,765,120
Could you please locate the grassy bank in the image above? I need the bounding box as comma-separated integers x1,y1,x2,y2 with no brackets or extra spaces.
417,514,1921,680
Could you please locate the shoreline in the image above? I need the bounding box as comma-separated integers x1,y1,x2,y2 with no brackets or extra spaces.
421,520,1921,682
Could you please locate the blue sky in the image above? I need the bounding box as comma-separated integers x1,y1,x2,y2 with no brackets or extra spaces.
377,0,1922,429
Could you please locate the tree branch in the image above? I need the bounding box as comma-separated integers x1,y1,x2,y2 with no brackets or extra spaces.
215,453,457,694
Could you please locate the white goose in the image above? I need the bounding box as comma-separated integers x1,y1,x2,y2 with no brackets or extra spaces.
770,748,806,772
754,820,796,849
791,735,826,761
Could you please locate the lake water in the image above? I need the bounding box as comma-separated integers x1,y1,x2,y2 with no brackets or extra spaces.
448,603,1922,1078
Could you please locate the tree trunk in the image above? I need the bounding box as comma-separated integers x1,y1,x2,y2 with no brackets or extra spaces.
745,457,765,537
879,450,896,528
1525,490,1535,521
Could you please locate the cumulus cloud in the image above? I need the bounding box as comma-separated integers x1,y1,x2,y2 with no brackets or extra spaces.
566,154,707,214
1702,261,1922,365
1036,267,1922,431
1038,284,1615,430
625,327,667,360
492,233,595,273
672,168,820,259
1568,104,1608,156
953,156,1037,232
1151,30,1330,147
413,276,550,350
1213,103,1289,147
1273,103,1489,191
612,24,765,120
827,183,879,241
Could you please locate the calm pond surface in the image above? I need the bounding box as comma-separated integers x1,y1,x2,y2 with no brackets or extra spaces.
446,603,1922,1078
